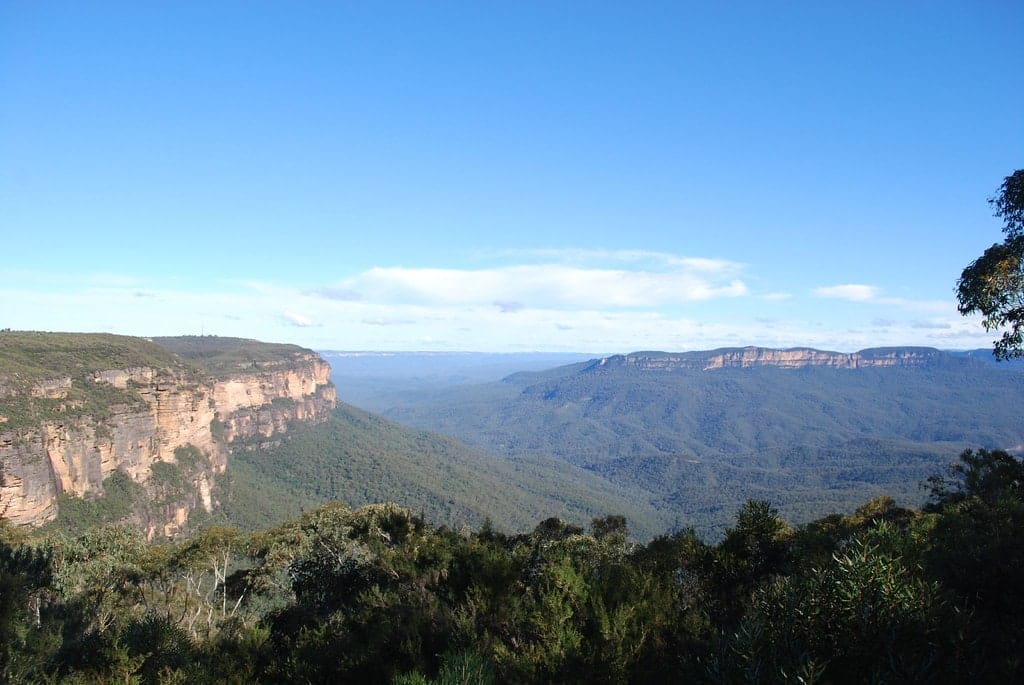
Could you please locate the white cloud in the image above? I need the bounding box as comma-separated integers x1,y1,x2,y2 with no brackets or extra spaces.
0,258,995,353
812,283,955,315
362,317,417,326
335,263,748,309
482,248,743,274
281,311,318,327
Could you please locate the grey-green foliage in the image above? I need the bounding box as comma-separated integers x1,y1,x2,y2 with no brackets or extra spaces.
0,540,53,680
958,169,1024,358
918,448,1024,676
150,462,187,503
52,471,143,535
2,469,1023,683
173,444,209,471
47,525,149,632
393,650,495,685
209,418,226,442
725,526,951,683
149,444,211,507
924,447,1024,508
151,335,313,378
0,332,185,384
0,332,188,430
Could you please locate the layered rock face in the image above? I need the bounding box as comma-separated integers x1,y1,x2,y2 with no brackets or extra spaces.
0,341,336,537
593,346,955,372
213,355,336,443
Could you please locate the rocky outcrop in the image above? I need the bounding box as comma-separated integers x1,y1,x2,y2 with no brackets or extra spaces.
592,346,959,372
0,343,336,537
0,384,220,533
213,355,336,442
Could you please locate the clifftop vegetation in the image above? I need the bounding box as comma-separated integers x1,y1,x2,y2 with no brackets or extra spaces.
0,331,192,388
152,336,321,378
0,332,191,429
0,332,331,431
0,331,324,393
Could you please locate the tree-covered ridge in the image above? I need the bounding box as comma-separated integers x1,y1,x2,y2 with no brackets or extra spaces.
0,331,325,428
383,354,1024,534
0,331,322,384
0,331,192,389
151,335,319,378
1,449,1021,683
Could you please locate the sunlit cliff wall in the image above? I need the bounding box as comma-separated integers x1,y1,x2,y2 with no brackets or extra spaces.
0,352,336,537
594,347,951,372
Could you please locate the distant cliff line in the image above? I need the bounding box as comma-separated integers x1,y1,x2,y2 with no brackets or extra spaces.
591,346,985,372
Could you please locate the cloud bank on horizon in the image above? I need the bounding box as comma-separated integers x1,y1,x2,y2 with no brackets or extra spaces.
0,248,992,353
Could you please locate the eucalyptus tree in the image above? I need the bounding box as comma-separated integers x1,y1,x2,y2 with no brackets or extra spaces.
958,170,1024,358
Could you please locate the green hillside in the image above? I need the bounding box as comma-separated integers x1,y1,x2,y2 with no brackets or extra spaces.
216,402,671,539
0,331,190,384
380,349,1024,533
152,335,314,377
0,332,319,386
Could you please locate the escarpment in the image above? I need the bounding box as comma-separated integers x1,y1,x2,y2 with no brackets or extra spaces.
590,346,958,372
211,357,336,443
0,333,336,537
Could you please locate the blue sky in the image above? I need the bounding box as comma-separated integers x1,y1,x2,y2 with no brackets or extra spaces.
2,2,1022,353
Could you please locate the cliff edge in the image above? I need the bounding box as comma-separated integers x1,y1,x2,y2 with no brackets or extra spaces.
0,332,336,537
590,346,964,372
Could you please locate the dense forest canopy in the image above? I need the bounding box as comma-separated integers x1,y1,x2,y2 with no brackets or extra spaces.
2,448,1023,682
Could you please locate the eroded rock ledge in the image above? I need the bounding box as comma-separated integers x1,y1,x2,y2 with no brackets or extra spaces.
592,346,957,372
0,334,336,537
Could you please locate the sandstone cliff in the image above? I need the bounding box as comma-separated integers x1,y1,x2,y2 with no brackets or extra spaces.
0,333,336,537
592,346,962,372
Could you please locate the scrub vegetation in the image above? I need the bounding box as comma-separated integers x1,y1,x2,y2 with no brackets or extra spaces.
1,449,1022,683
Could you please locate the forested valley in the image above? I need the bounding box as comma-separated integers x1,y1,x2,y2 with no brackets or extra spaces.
6,0,1024,670
2,447,1023,683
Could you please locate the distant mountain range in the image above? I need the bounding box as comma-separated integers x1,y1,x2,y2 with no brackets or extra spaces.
8,335,1021,540
372,346,1024,535
590,346,999,370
